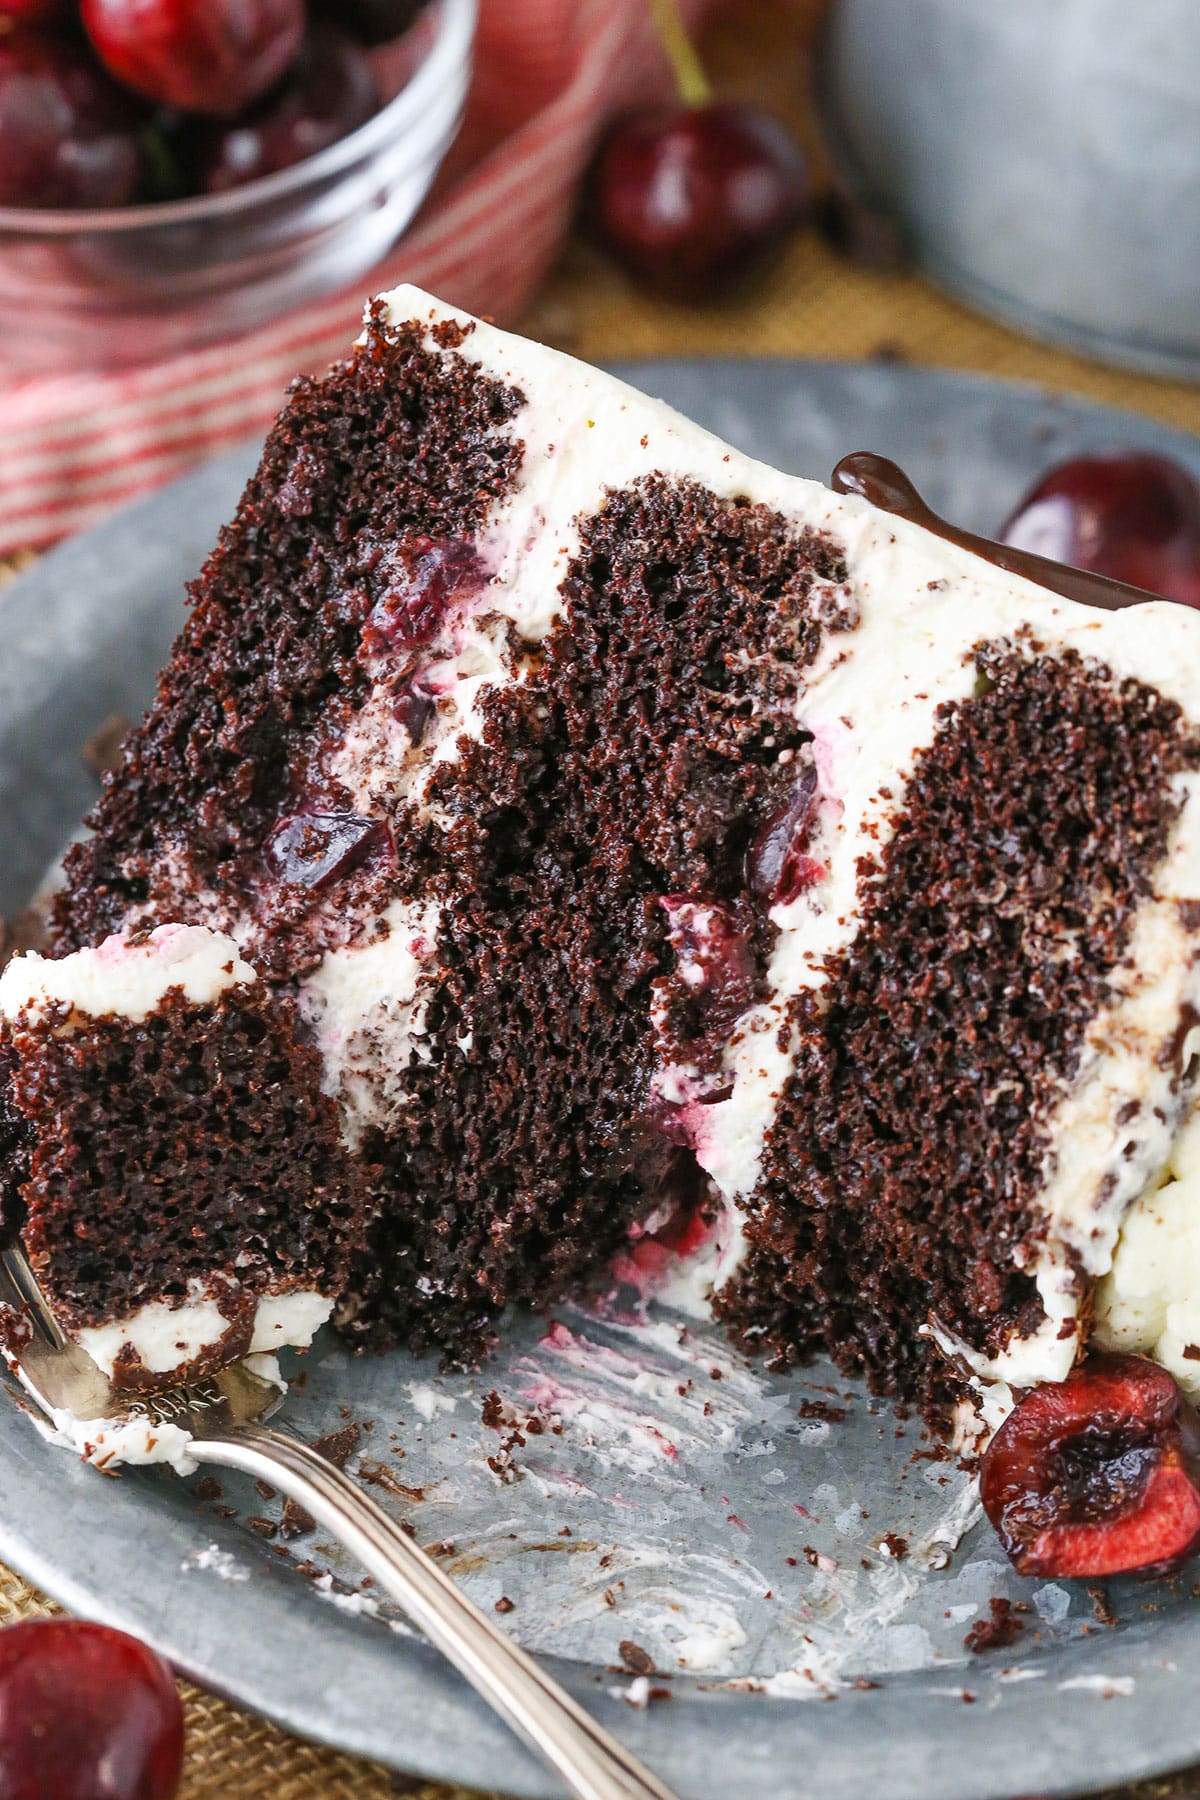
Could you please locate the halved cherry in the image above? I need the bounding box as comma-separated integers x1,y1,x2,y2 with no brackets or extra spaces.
265,809,390,890
746,765,821,908
980,1354,1200,1579
360,537,486,658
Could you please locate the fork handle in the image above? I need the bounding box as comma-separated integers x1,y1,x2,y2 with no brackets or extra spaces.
192,1424,678,1800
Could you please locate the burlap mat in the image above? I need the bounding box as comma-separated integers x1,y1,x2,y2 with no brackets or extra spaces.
0,3,1196,1794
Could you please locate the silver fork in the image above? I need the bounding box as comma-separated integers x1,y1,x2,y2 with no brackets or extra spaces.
0,1246,678,1800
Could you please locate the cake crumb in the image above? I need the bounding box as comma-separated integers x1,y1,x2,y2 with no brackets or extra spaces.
482,1388,548,1482
619,1640,655,1677
964,1598,1027,1655
278,1427,360,1538
796,1399,847,1424
1087,1583,1119,1629
280,1500,314,1540
314,1423,361,1468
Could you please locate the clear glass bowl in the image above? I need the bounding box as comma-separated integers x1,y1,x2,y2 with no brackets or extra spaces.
0,0,476,375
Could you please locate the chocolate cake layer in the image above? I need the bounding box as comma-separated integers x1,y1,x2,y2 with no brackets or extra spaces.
718,645,1199,1411
1,930,365,1388
348,474,846,1359
54,307,525,975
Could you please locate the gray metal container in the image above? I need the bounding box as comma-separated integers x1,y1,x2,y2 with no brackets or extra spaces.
822,0,1200,378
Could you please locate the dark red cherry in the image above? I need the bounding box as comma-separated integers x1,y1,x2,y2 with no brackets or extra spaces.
1001,453,1200,608
980,1353,1200,1578
81,0,304,115
0,1618,184,1800
192,25,378,194
361,538,487,658
593,102,808,301
391,677,436,747
266,810,391,890
0,32,143,209
747,767,821,908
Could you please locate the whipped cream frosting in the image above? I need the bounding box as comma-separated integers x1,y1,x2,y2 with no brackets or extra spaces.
0,924,256,1025
1095,1109,1200,1392
75,1286,332,1381
296,896,441,1149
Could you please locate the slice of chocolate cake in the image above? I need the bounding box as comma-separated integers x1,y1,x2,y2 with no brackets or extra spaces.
0,924,364,1389
3,285,1200,1447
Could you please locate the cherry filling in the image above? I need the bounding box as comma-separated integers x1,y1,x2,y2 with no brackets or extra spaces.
360,537,487,658
747,764,822,907
659,896,754,996
618,1147,714,1288
391,677,436,747
980,1354,1200,1578
265,809,391,890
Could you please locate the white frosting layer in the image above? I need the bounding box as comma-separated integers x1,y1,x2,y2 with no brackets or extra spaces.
0,924,256,1025
74,1285,332,1380
296,898,441,1148
373,285,1200,1399
32,1405,199,1477
1095,1111,1200,1393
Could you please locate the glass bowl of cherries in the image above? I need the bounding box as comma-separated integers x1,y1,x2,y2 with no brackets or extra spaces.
0,0,475,372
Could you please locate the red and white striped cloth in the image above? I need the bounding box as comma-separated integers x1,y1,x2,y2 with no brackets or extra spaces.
0,0,709,558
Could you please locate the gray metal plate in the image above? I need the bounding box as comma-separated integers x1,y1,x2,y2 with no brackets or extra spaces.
1,361,1199,1800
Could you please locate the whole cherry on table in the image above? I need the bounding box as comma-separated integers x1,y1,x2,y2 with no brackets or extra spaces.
590,0,809,301
1002,452,1200,609
0,1618,184,1800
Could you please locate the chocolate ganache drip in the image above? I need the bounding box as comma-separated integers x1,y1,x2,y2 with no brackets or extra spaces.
832,451,1169,613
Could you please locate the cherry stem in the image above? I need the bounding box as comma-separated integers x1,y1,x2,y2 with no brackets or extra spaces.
648,0,712,108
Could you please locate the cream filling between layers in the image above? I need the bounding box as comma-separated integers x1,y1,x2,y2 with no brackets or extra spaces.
296,897,442,1149
74,1286,333,1381
0,924,256,1025
1094,1109,1200,1394
351,287,1200,1399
